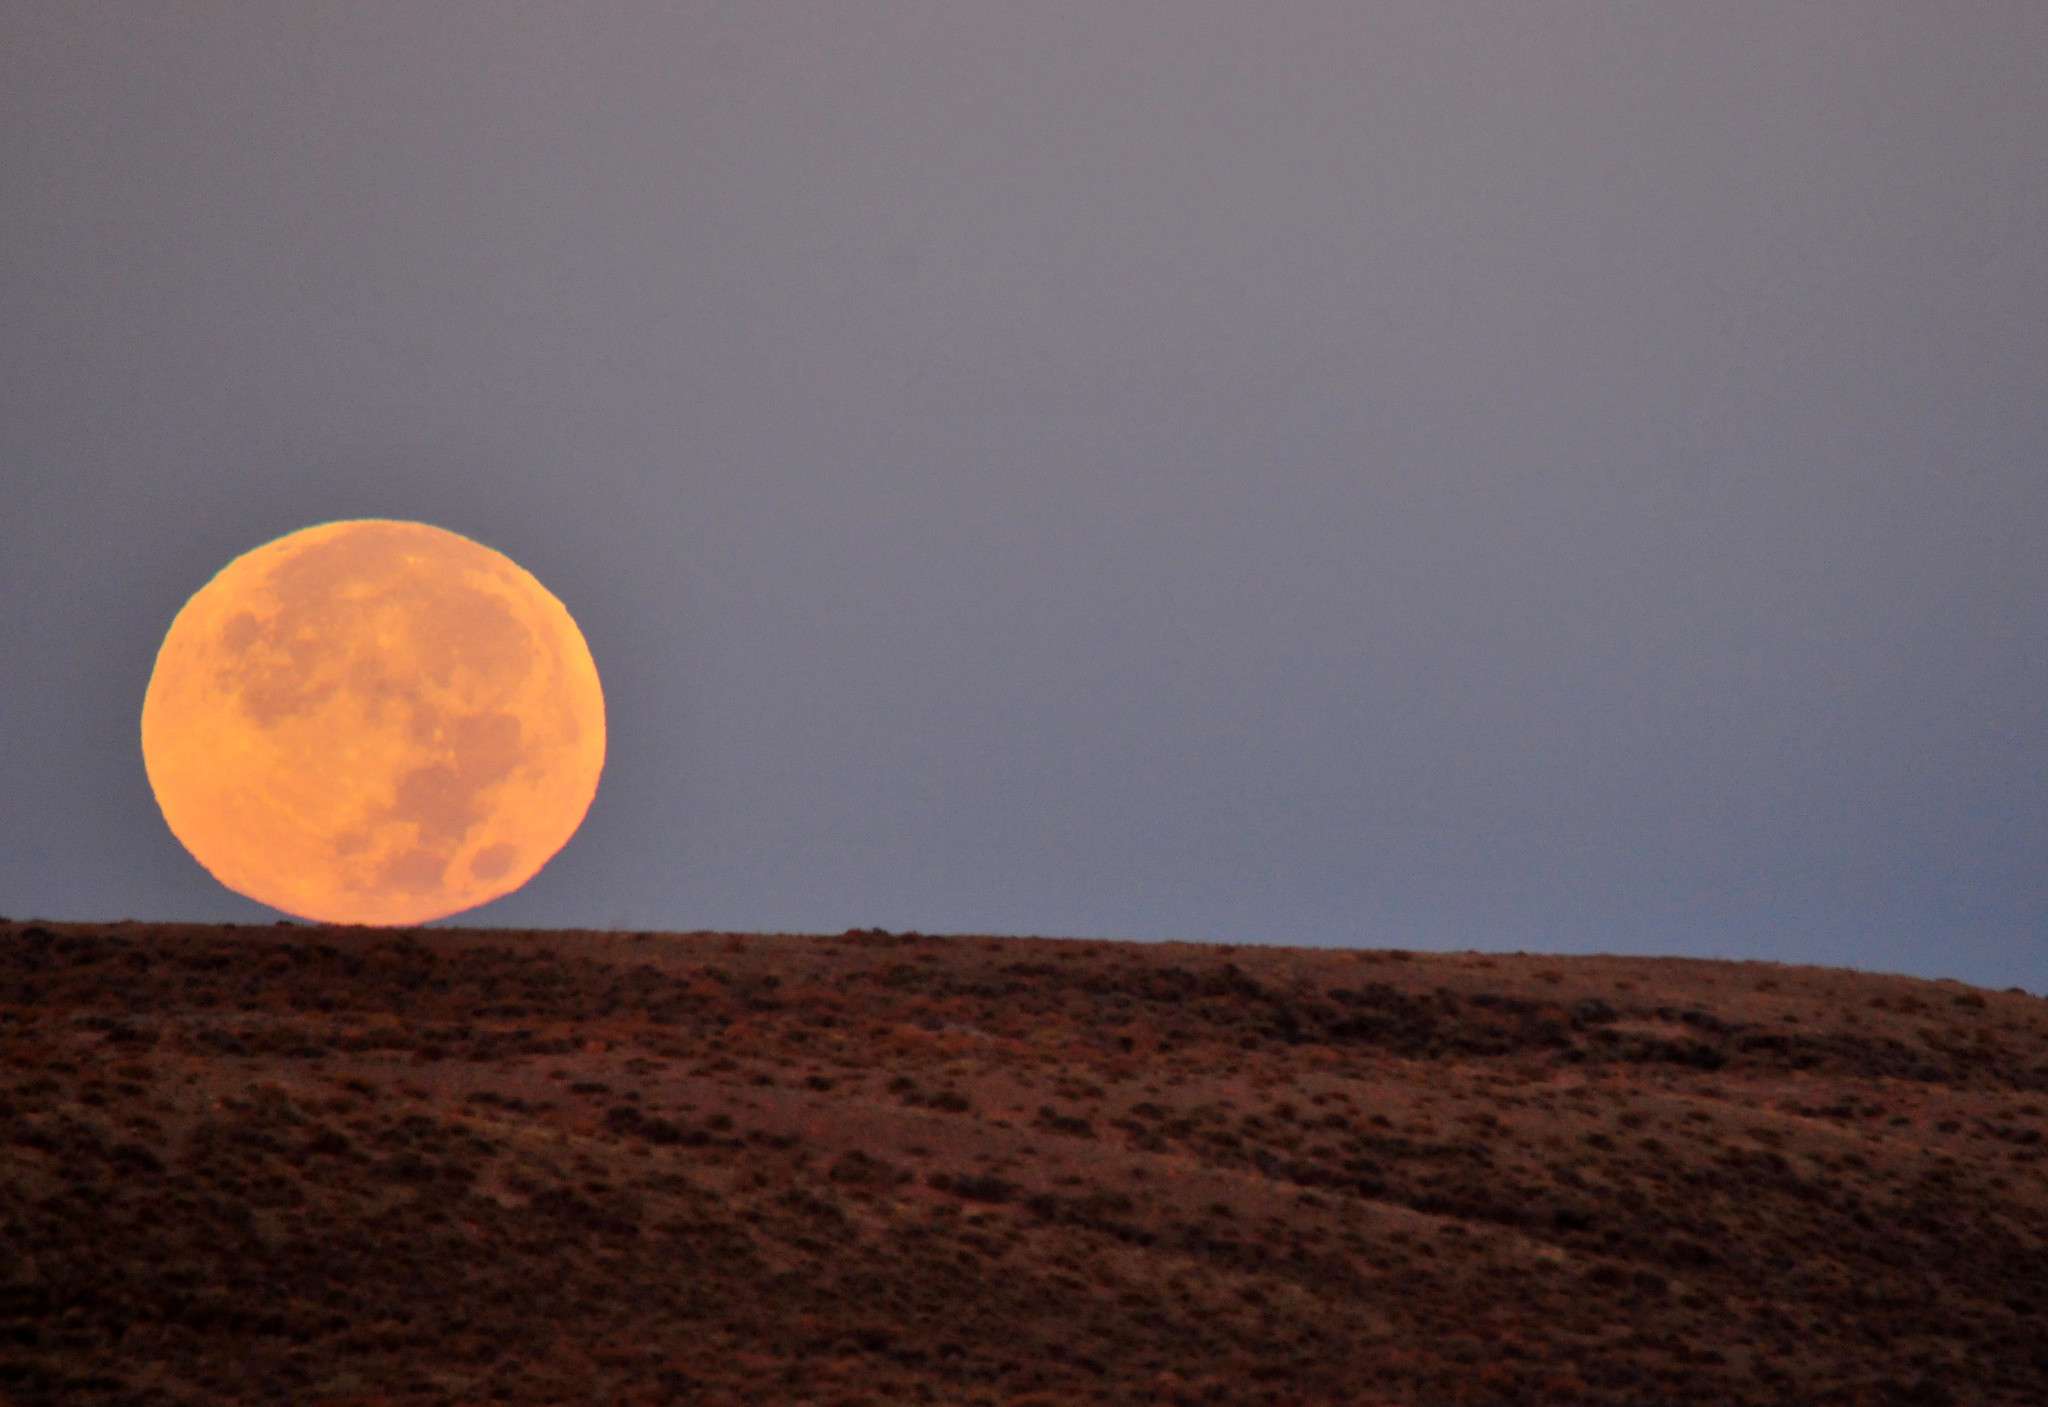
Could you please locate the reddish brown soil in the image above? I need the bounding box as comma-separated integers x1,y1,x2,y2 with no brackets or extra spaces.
1,919,2043,1405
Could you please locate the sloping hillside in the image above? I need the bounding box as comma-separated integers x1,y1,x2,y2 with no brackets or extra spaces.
2,919,2044,1405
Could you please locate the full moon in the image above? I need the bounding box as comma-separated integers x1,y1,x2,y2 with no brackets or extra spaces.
141,519,605,925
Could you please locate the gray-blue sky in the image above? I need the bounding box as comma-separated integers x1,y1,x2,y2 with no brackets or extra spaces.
4,3,2043,988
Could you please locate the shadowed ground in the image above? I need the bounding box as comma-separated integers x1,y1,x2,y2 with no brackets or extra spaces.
2,919,2044,1404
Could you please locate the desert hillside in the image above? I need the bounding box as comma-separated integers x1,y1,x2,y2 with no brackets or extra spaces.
2,919,2044,1405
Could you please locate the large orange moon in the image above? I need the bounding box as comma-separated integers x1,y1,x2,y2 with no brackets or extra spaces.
140,519,605,925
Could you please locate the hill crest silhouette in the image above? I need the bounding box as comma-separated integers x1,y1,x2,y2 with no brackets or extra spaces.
3,919,2044,1404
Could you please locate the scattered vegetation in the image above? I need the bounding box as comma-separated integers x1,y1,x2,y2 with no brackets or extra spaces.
1,918,2044,1405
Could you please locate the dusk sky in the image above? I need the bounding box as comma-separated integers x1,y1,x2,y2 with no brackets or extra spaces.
4,4,2042,989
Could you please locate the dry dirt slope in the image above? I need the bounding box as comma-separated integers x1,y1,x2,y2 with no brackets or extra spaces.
1,918,2044,1405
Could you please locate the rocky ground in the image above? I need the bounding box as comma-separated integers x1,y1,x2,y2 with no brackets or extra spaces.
1,918,2044,1405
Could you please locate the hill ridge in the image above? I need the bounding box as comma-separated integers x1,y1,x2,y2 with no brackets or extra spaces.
2,920,2044,1404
